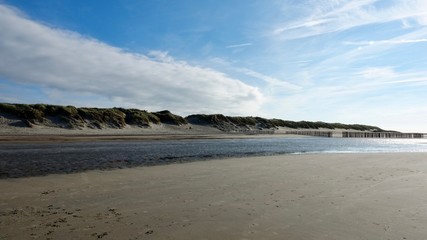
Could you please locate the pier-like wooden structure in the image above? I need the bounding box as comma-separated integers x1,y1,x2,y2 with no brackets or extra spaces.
285,130,333,138
285,130,425,138
342,132,424,138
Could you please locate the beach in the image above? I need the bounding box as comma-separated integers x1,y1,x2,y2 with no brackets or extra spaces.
1,153,427,239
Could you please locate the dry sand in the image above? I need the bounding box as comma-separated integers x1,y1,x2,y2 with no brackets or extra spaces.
0,116,322,142
0,122,278,143
1,153,427,240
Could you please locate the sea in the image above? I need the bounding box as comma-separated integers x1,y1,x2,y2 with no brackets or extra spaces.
1,137,426,178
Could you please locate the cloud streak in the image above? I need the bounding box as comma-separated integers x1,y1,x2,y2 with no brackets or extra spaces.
0,4,263,115
235,68,301,92
344,38,427,46
273,0,427,40
225,43,253,48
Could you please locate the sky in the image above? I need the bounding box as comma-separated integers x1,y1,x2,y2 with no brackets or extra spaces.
0,0,426,132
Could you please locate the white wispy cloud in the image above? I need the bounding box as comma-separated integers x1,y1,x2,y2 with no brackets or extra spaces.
235,67,301,92
0,4,264,115
303,25,427,80
273,0,427,40
356,67,427,86
302,66,427,102
344,38,427,46
225,43,253,48
207,57,301,92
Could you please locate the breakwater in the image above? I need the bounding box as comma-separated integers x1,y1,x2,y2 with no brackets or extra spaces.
284,130,425,138
342,132,424,138
232,129,275,135
285,130,333,137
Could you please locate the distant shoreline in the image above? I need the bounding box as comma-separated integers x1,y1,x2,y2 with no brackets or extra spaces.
0,132,299,143
0,129,424,143
1,103,425,142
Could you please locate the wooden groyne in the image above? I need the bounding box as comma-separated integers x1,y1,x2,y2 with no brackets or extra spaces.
231,129,275,135
226,129,425,138
285,130,333,138
284,130,425,138
342,132,424,139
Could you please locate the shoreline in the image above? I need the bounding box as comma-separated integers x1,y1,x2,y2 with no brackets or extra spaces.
1,135,426,179
0,133,296,143
1,120,424,143
1,131,424,143
0,122,298,143
2,153,427,239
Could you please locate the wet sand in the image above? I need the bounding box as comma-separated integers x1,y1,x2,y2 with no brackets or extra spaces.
1,153,427,239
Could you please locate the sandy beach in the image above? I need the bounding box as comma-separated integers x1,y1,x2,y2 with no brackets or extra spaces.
1,153,427,239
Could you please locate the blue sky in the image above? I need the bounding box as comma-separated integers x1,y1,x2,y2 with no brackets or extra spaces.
1,0,427,132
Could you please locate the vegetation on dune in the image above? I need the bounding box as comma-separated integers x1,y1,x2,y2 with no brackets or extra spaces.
153,110,188,125
117,108,161,127
0,103,184,129
77,108,126,129
185,114,384,132
0,103,45,126
0,103,384,132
